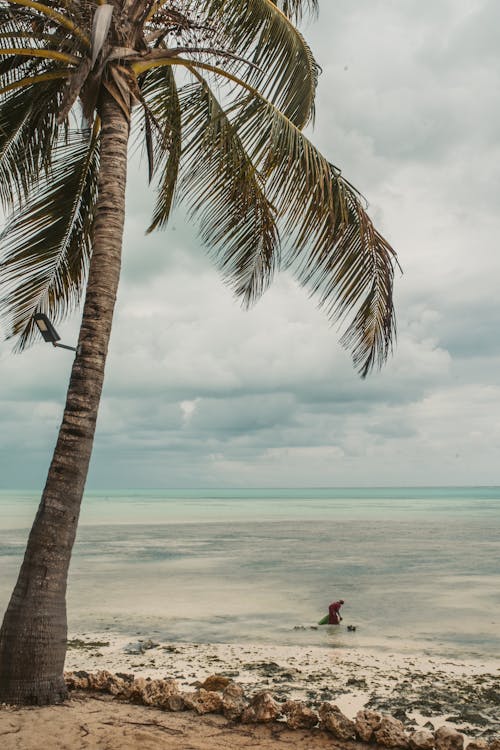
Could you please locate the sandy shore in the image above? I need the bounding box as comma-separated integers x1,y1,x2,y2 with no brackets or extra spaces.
63,631,500,739
0,693,356,749
1,632,498,750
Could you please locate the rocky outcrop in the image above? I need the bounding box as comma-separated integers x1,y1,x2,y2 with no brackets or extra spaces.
124,639,158,654
200,675,232,692
374,715,410,748
355,708,383,742
63,670,499,750
410,729,436,750
319,703,356,740
241,691,280,723
466,741,488,750
139,678,184,711
182,688,223,714
435,726,465,750
221,683,247,721
282,700,318,730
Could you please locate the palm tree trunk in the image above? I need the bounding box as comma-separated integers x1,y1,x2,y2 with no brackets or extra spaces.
0,92,130,705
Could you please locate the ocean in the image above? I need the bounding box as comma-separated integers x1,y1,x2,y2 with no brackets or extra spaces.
1,487,499,659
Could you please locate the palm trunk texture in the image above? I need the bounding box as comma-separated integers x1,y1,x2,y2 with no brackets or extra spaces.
0,93,130,705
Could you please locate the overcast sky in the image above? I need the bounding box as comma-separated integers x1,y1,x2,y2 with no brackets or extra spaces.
1,0,499,489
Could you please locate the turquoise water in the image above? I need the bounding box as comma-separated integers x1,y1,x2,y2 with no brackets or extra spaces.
1,487,499,658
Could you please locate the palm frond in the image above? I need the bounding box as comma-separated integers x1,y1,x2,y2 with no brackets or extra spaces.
139,65,182,230
0,46,78,64
193,0,319,127
268,0,318,22
0,68,69,95
174,71,279,303
230,94,397,375
0,127,99,350
3,0,90,48
0,76,67,209
132,55,396,373
90,2,112,67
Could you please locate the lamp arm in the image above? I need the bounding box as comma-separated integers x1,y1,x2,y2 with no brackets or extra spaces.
53,342,77,352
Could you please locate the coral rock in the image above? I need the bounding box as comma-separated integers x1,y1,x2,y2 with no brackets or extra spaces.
487,742,500,750
374,714,410,748
183,688,223,715
466,742,488,750
86,670,111,690
127,677,149,703
355,709,382,742
200,675,232,692
65,670,90,690
435,727,464,750
319,703,356,740
140,679,184,710
282,700,318,730
410,729,436,750
222,683,247,721
241,691,280,723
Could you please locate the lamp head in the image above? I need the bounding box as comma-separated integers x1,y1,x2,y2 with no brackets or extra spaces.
34,313,61,344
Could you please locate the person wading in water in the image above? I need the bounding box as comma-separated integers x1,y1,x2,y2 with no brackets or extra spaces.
328,599,344,624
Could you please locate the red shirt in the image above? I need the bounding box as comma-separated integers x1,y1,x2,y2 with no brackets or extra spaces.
328,601,343,624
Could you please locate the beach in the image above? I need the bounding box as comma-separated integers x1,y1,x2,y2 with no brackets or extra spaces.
62,634,500,737
0,695,350,749
1,633,498,749
1,488,499,747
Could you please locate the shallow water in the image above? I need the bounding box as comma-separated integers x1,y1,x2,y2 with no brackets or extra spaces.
1,487,499,659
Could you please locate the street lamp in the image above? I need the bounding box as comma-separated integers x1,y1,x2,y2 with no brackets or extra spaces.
33,313,77,352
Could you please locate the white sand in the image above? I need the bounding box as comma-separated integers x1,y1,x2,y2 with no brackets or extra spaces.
64,631,500,738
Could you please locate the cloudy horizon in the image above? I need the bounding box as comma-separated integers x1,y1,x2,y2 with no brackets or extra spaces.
1,0,499,490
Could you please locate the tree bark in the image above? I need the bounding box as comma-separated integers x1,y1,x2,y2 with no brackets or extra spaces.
0,92,130,705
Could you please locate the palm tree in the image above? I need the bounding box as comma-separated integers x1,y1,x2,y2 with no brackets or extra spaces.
0,0,398,705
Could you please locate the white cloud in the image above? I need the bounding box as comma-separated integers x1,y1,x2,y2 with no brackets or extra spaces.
1,0,499,489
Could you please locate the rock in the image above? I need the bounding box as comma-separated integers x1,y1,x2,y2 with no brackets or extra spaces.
435,727,464,750
241,691,280,723
282,700,318,730
222,683,247,721
319,703,356,740
140,679,184,710
87,670,118,692
101,673,130,696
374,715,410,748
124,639,158,655
488,742,500,750
466,742,488,750
65,670,90,690
115,672,135,684
410,729,436,750
355,709,382,742
200,675,232,692
182,688,223,715
127,677,149,702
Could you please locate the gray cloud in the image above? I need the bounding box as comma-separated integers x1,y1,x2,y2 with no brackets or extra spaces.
1,0,499,490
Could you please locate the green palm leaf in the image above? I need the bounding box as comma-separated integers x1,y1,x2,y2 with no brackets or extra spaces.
0,127,99,350
0,78,65,208
202,0,318,127
167,77,396,375
242,97,397,376
175,72,279,303
269,0,318,21
139,65,182,230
